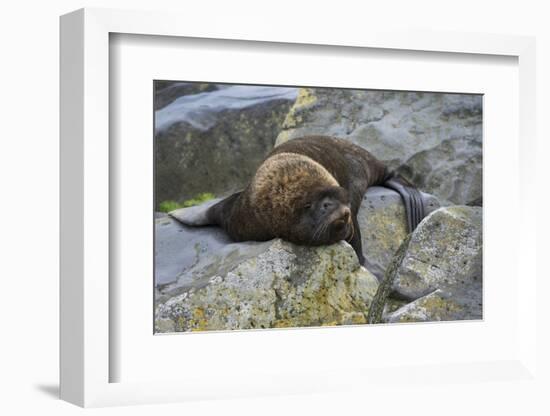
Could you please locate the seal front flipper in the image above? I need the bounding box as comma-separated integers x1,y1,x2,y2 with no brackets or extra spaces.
204,192,242,231
348,213,366,266
169,196,227,226
383,175,425,232
346,188,367,266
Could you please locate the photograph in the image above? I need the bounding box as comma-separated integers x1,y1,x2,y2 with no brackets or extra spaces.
153,81,483,333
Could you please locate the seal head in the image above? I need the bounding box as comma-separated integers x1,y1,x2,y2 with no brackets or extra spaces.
290,185,353,246
249,152,352,245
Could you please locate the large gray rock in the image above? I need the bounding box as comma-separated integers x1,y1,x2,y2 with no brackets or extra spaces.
155,85,297,208
385,288,482,323
155,214,232,289
385,206,483,322
275,88,482,205
155,239,379,332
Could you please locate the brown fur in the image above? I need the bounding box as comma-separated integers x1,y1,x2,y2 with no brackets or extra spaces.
250,152,339,236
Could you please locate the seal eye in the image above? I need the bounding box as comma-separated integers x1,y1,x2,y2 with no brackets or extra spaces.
303,203,313,210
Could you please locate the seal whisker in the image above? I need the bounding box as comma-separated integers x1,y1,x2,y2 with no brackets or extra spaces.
312,221,326,244
313,221,327,244
311,219,322,243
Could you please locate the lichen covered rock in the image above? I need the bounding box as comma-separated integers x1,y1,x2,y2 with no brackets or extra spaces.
155,239,379,332
385,206,483,322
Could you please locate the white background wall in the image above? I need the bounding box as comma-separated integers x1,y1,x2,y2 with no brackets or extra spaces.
0,0,548,414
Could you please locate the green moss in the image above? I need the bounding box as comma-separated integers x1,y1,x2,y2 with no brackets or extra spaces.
159,200,182,213
181,192,215,207
158,192,216,212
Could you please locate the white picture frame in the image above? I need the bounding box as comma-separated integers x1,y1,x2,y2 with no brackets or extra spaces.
60,7,538,408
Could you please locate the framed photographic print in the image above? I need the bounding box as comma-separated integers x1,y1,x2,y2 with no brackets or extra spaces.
152,81,482,333
60,7,538,408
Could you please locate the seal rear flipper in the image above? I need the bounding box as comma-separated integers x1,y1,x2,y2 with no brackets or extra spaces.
383,176,425,232
169,197,225,226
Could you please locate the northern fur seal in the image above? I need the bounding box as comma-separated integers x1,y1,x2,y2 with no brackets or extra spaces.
177,135,425,265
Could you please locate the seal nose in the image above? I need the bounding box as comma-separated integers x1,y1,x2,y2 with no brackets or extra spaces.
333,206,351,227
342,207,351,223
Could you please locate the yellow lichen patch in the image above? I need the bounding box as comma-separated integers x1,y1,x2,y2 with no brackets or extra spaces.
281,111,303,130
294,88,318,109
176,316,186,332
393,293,463,323
351,314,368,325
189,307,209,331
275,130,292,145
272,319,294,328
420,295,461,314
341,312,368,325
363,205,408,253
279,88,318,132
320,320,339,327
385,298,408,314
396,315,420,323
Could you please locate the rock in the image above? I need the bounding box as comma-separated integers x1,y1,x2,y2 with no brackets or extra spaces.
155,187,441,291
358,186,440,281
154,81,219,111
275,88,482,205
155,215,233,288
155,239,379,332
155,85,297,208
391,206,482,299
398,137,482,206
385,289,482,323
384,206,483,322
368,234,412,324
